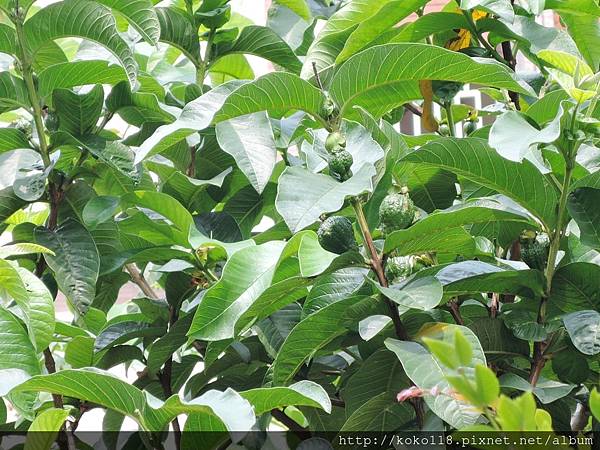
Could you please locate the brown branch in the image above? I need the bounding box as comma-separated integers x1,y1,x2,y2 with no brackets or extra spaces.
158,306,182,450
448,300,464,325
192,340,206,357
501,41,520,110
502,240,521,304
490,293,500,319
125,264,159,299
270,409,310,440
351,199,409,341
571,401,590,432
43,349,63,408
330,397,345,408
351,199,424,427
528,347,545,386
404,103,423,117
187,145,196,178
311,61,324,91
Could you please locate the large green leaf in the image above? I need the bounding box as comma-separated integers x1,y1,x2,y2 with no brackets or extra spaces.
572,170,600,191
330,44,534,118
147,162,231,210
34,219,100,316
340,393,415,431
147,314,193,373
336,0,429,63
276,165,375,232
0,128,30,154
302,267,368,316
567,188,600,249
215,112,277,194
37,61,127,99
591,389,600,421
301,0,385,79
214,72,324,123
52,133,136,179
371,277,443,313
0,243,54,259
237,277,311,335
489,108,564,164
401,138,559,229
24,0,138,85
13,368,255,431
427,260,545,299
561,13,600,71
0,187,27,224
136,80,243,163
384,198,536,254
273,0,311,20
550,262,600,312
391,12,468,44
106,80,176,126
0,307,40,392
0,263,55,352
0,72,29,113
121,191,204,248
385,323,486,429
563,310,600,355
272,295,364,384
156,7,200,64
254,304,302,357
95,320,165,352
24,408,70,448
209,53,254,83
65,335,94,368
341,349,409,415
215,25,302,73
461,0,514,21
188,241,286,341
545,0,600,16
241,380,331,414
499,373,575,404
94,0,160,45
53,85,104,137
0,24,15,57
525,90,570,125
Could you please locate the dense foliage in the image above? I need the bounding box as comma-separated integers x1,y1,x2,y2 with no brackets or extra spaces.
0,0,600,447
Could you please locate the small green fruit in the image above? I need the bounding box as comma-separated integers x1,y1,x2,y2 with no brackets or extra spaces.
317,216,358,255
328,150,353,181
45,111,60,132
196,4,231,29
385,256,414,283
438,124,450,136
520,231,550,270
432,80,464,101
463,120,477,136
320,91,339,119
379,189,416,234
385,254,431,283
325,131,346,153
11,118,32,138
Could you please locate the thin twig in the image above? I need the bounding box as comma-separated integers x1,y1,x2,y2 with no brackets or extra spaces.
271,409,310,439
490,293,500,318
311,61,325,91
125,264,159,299
158,306,182,450
404,103,423,117
448,300,464,325
351,199,409,341
330,397,345,408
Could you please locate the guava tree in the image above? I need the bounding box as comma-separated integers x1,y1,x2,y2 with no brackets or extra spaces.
0,0,599,448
